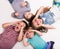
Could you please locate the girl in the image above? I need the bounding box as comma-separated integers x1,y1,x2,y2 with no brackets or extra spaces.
24,6,55,25
23,27,55,49
31,17,55,30
0,20,28,49
11,0,31,19
24,7,55,33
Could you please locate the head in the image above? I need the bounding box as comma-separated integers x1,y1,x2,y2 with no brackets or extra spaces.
32,17,44,29
24,12,34,21
25,27,35,38
15,20,28,32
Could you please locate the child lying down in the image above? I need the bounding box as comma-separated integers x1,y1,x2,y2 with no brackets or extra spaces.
23,27,55,49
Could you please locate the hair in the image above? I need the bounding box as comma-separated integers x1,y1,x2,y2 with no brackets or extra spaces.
24,13,35,22
30,15,44,28
22,20,29,30
36,26,48,33
24,26,35,35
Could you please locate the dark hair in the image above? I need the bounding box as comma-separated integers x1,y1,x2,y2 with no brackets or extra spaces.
24,14,35,22
24,26,34,35
30,15,44,28
22,20,29,30
36,26,48,33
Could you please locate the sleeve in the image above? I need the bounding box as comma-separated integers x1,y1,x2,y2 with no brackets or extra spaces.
25,1,31,11
5,25,14,31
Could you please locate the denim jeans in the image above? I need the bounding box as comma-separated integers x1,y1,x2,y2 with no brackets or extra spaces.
8,0,14,4
47,41,55,49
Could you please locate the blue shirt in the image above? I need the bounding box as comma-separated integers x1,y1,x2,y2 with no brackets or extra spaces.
40,11,55,25
28,34,48,49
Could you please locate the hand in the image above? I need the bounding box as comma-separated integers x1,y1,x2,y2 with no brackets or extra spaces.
24,33,27,38
21,2,27,7
15,12,19,17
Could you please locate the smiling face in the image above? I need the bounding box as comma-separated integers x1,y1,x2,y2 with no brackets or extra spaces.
32,18,43,28
24,12,33,20
25,27,34,38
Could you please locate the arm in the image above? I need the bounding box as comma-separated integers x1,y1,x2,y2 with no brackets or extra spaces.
42,24,55,29
2,22,15,28
17,28,24,42
24,1,31,11
23,33,30,46
35,6,51,18
30,30,42,36
25,1,30,8
20,1,31,12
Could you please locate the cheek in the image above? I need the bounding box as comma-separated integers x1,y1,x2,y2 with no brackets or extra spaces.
29,15,31,18
25,15,27,18
34,22,37,25
39,19,43,23
23,24,26,28
32,22,37,27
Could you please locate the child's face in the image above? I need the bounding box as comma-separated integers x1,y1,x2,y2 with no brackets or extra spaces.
26,28,34,38
32,18,43,28
15,21,26,31
24,12,33,20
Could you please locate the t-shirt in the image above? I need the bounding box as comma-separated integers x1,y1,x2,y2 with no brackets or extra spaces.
0,25,19,49
28,33,48,49
40,11,55,25
11,0,31,19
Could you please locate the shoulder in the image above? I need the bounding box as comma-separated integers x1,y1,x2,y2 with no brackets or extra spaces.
5,25,15,30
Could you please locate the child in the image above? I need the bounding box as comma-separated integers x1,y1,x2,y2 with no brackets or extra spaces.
32,17,55,30
24,6,55,25
0,20,28,49
11,0,31,19
23,27,55,49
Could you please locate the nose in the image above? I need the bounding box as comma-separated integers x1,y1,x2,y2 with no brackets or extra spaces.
35,19,40,25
